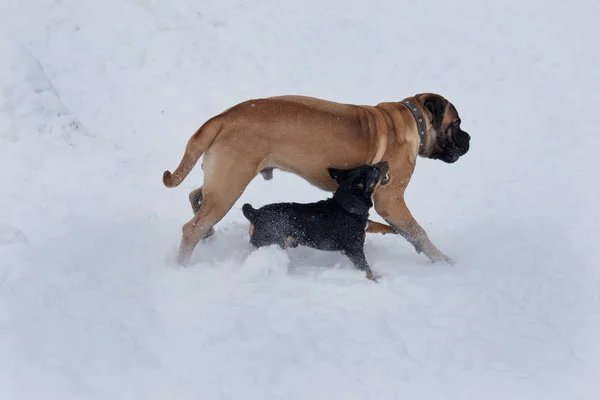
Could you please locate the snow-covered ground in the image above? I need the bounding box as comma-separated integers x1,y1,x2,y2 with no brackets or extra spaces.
1,0,599,398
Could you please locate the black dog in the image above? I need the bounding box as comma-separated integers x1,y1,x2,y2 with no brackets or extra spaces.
241,162,390,281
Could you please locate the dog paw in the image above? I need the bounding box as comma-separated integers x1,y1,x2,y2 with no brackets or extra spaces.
176,251,193,267
430,254,455,265
366,271,379,282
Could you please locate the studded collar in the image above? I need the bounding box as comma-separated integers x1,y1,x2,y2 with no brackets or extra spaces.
400,98,427,149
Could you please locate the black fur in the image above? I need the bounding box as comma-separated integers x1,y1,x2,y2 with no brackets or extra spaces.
242,162,390,281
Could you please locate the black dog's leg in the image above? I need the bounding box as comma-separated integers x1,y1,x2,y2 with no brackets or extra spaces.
278,236,297,249
345,249,377,282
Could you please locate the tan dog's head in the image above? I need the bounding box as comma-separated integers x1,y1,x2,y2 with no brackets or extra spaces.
414,93,471,163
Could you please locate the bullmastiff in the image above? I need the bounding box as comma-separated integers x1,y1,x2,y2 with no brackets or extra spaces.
163,93,471,266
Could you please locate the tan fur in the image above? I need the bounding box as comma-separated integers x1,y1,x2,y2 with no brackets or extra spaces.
366,220,396,235
164,94,459,265
365,270,378,282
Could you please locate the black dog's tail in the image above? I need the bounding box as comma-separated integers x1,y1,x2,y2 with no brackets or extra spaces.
242,203,257,222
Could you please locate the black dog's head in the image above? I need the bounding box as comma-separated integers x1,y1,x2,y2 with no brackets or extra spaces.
328,161,390,215
414,93,471,164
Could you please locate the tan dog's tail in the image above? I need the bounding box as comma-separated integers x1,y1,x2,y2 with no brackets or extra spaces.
163,118,222,188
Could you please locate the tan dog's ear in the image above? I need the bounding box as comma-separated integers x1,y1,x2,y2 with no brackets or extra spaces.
328,167,350,184
423,95,447,131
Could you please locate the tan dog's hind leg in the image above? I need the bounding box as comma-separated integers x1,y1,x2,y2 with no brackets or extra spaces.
373,191,454,264
177,156,258,265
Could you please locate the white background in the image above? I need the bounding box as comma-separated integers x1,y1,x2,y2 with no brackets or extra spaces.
1,0,599,398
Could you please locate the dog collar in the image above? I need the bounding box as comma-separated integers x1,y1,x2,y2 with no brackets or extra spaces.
400,99,426,149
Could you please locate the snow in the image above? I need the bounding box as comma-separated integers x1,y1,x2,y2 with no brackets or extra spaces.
1,0,599,398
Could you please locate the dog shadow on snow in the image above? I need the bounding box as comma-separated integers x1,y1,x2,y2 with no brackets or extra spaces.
187,221,423,279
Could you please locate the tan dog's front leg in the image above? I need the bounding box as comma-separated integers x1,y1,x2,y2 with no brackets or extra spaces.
374,192,454,264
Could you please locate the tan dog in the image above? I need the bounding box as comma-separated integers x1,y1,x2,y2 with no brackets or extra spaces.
163,93,471,266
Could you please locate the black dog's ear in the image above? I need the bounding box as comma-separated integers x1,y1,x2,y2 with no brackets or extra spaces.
328,167,350,184
423,95,447,131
